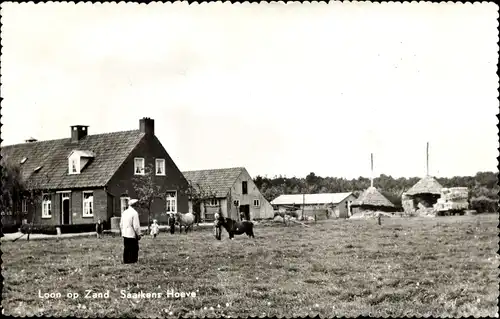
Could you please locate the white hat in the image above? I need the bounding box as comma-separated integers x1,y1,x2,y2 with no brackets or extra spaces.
129,199,139,206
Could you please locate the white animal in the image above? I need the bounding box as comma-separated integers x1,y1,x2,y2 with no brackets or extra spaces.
175,212,195,233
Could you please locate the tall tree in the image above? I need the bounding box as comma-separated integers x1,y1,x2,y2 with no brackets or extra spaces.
0,160,25,226
24,172,52,241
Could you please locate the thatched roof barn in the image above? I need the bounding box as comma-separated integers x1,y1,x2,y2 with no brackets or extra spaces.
351,186,396,213
403,175,443,212
406,175,443,196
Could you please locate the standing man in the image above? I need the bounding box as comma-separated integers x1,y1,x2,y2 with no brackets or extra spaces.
120,198,142,264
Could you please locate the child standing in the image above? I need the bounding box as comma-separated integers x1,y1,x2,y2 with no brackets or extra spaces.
150,219,160,238
96,219,104,239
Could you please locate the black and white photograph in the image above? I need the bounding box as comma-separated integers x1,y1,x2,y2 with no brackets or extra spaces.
0,2,498,318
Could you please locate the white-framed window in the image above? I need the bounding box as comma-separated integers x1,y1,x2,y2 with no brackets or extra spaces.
42,194,52,218
83,191,94,217
120,196,130,213
22,199,28,213
208,198,219,206
166,191,177,213
155,158,165,176
253,199,260,207
134,158,145,175
68,157,79,174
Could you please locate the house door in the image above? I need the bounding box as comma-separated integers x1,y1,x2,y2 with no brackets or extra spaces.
239,205,250,221
61,193,70,225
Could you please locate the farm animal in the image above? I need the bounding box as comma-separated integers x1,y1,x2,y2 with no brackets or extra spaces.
217,215,254,239
175,212,196,233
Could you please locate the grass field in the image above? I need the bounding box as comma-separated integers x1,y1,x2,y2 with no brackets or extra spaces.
2,214,499,317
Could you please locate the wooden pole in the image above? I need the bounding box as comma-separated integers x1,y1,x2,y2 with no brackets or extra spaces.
302,194,305,220
426,142,429,176
370,153,374,188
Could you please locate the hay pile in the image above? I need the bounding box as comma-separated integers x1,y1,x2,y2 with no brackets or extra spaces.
402,193,416,215
433,187,469,212
406,175,443,196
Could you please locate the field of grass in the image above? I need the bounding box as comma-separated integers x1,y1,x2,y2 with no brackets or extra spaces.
1,214,499,317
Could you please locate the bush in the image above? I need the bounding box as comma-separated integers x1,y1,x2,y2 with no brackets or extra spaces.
2,223,21,234
19,221,110,235
59,223,103,234
20,224,58,235
470,196,498,214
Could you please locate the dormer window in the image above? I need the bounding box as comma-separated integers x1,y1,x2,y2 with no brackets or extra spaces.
20,157,27,164
67,150,95,175
71,158,78,174
34,166,42,172
68,155,81,175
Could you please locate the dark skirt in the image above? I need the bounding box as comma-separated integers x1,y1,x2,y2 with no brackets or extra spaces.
123,237,139,264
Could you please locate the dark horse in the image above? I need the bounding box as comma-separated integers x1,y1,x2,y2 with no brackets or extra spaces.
217,215,255,239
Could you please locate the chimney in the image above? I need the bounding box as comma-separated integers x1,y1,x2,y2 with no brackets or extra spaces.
25,137,38,143
139,117,154,135
71,125,89,143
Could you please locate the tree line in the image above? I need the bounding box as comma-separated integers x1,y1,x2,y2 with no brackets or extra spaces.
253,171,499,208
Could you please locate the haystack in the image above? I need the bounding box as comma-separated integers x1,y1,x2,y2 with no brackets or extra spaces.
350,187,396,219
406,175,443,196
402,143,444,217
403,175,443,216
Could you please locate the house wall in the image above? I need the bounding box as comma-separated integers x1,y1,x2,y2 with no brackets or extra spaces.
27,188,108,225
228,169,274,220
107,134,189,226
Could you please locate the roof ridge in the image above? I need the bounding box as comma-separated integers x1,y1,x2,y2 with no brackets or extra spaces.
182,167,245,173
1,129,145,189
1,129,141,148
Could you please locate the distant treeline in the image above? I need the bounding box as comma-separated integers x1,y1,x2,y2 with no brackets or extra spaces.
253,171,499,208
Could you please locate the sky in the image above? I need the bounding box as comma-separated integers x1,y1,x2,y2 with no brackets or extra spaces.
1,2,498,179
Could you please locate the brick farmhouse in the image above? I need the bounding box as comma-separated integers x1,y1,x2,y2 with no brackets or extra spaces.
1,118,188,227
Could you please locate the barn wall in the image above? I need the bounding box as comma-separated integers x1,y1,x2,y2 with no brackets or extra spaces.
337,194,357,218
228,169,274,220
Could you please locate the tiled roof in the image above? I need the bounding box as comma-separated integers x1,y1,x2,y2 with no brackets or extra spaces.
182,167,245,198
1,130,145,190
351,187,395,208
406,175,443,196
271,193,353,206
